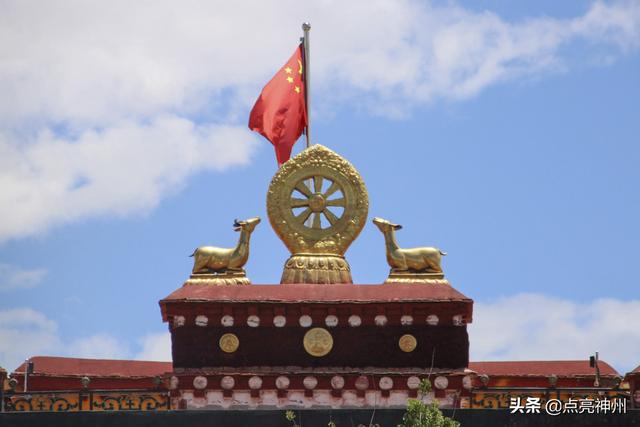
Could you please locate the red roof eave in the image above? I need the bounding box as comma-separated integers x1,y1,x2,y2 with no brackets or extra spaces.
13,356,172,378
469,360,620,377
159,283,473,322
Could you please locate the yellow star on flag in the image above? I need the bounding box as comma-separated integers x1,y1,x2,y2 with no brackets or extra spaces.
294,86,300,93
286,76,294,83
284,67,292,74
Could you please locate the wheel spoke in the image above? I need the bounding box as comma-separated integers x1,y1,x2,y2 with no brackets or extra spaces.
290,198,309,208
313,175,323,193
295,208,312,223
324,181,340,198
327,198,345,207
295,181,312,197
312,212,322,229
323,209,339,225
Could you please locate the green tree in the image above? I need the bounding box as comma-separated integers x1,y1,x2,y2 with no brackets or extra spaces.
397,379,460,427
285,410,300,427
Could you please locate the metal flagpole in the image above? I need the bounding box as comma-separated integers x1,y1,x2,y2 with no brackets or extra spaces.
302,22,311,148
301,23,313,228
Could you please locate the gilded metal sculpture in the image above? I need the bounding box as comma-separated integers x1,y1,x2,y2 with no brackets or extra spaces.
398,334,418,353
185,217,260,285
219,333,240,353
372,217,449,284
303,327,334,357
267,144,368,284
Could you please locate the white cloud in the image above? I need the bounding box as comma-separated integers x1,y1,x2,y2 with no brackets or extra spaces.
135,332,172,362
0,308,60,370
2,0,636,126
0,307,168,371
469,294,640,374
0,117,257,241
66,334,130,361
0,1,638,241
0,264,47,291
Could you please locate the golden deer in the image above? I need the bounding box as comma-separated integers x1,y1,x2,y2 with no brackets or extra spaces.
372,217,446,273
190,217,261,274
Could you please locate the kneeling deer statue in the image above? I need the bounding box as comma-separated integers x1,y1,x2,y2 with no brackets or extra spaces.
190,217,261,274
372,217,446,273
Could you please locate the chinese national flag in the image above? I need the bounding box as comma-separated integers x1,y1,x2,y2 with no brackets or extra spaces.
249,44,307,165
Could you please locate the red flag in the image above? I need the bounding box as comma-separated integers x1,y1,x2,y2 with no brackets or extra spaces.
249,44,307,165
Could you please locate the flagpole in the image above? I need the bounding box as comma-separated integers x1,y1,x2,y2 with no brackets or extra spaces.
302,23,312,228
302,22,311,148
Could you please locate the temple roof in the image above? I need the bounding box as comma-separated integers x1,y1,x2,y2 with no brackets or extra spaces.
162,283,471,303
10,356,624,380
160,284,472,303
626,364,640,379
160,283,473,321
13,356,172,378
468,360,619,377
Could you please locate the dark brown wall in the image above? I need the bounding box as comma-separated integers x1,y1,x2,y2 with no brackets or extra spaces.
171,324,469,369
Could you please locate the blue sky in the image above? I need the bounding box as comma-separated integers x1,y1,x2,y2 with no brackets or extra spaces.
1,0,639,374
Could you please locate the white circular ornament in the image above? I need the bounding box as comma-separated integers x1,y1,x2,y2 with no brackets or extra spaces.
299,315,312,327
195,315,208,327
355,376,369,390
303,376,318,390
169,376,179,390
220,376,235,390
173,316,185,327
221,315,234,327
247,315,260,327
331,376,345,390
400,315,413,326
434,376,449,390
426,315,439,326
276,376,290,390
462,375,473,390
379,377,393,390
249,376,263,389
348,315,362,327
193,376,207,390
407,376,421,390
374,315,388,326
273,315,286,327
325,315,338,327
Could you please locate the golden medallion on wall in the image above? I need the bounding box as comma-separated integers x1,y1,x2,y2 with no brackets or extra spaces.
219,333,240,353
303,327,334,357
398,334,417,352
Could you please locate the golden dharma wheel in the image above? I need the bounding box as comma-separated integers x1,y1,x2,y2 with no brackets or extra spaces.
267,145,369,284
267,145,368,256
288,173,346,232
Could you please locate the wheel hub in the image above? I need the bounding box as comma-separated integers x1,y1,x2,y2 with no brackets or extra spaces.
308,193,326,212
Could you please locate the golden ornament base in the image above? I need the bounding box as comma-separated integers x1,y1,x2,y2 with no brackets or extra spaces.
281,254,352,284
385,270,449,285
184,270,251,286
